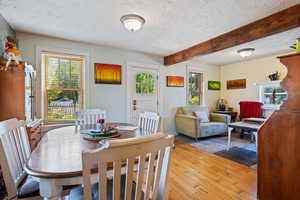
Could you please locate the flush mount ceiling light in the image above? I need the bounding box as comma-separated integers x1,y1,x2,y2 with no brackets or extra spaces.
237,48,255,57
120,14,145,32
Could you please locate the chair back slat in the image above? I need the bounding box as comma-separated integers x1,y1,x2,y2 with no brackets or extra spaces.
82,133,174,200
145,152,156,200
113,160,121,200
151,148,165,200
135,154,146,200
75,109,106,126
83,160,93,200
99,162,107,200
138,112,160,134
0,119,31,198
125,157,134,200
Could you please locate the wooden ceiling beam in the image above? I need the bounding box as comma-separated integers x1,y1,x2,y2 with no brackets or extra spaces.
164,3,300,66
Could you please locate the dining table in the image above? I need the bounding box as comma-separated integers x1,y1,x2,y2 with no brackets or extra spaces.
24,123,154,199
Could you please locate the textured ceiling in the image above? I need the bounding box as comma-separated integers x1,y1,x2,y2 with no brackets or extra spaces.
0,0,299,65
195,27,300,65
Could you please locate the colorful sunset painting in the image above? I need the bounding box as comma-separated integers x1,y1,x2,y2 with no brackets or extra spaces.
167,76,184,87
94,63,121,84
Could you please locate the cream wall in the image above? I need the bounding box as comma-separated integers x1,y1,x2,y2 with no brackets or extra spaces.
17,32,221,133
220,53,289,116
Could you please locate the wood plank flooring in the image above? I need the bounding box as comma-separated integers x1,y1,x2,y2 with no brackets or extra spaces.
0,140,257,200
168,140,257,200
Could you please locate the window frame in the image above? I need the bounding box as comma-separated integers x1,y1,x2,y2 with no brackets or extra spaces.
44,55,84,123
255,80,287,110
186,70,204,106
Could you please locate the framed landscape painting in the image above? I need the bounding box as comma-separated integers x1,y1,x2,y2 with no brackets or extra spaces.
167,76,184,87
94,63,121,84
227,79,246,89
208,81,221,90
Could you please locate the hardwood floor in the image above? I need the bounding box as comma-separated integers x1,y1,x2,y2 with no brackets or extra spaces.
168,140,257,200
0,140,257,200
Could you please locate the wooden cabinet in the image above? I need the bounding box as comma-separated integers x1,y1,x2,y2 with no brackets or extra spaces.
258,54,300,200
26,119,43,150
0,67,25,121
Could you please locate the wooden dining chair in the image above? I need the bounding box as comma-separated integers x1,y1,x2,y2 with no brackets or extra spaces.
0,119,40,199
75,109,106,126
138,112,160,134
69,133,174,200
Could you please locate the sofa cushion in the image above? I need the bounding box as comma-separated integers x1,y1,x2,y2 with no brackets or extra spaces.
179,106,209,116
198,122,227,137
194,111,209,122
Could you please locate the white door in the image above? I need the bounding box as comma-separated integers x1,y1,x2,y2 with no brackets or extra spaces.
128,67,159,125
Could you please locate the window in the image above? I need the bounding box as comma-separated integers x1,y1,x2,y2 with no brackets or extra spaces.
187,72,203,105
263,86,287,105
256,81,287,109
44,55,84,121
136,73,155,94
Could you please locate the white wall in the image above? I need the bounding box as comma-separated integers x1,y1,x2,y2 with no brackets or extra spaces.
17,32,162,123
220,53,289,115
17,32,221,133
0,14,16,56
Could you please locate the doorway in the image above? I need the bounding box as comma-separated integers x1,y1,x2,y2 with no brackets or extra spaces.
127,65,159,125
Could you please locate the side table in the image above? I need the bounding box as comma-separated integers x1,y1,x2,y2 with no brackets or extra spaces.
213,111,238,122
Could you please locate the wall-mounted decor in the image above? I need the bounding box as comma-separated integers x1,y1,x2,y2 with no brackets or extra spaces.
227,79,246,90
208,81,221,90
94,63,121,84
166,76,184,87
268,71,280,81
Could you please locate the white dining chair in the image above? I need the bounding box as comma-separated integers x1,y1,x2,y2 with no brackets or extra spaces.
69,132,174,200
75,109,106,126
138,112,160,134
0,118,40,199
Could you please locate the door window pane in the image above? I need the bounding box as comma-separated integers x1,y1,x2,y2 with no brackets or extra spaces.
188,72,203,105
136,73,154,94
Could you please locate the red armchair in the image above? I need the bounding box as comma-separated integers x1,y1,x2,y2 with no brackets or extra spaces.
239,101,263,120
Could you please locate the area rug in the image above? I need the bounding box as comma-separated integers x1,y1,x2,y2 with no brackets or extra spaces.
176,132,257,168
214,147,257,167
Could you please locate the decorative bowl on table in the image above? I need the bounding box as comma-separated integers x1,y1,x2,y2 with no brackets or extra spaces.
83,125,121,142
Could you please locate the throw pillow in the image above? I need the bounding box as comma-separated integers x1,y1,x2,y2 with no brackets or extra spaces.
194,111,209,123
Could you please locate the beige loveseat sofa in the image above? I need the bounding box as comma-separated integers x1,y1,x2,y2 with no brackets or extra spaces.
175,106,230,140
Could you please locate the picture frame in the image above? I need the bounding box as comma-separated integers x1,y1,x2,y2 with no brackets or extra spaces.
208,81,221,90
227,79,246,89
94,63,122,84
166,76,184,87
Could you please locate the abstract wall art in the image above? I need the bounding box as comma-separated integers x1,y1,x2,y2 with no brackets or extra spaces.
227,79,246,89
166,76,184,87
94,63,121,84
208,81,221,90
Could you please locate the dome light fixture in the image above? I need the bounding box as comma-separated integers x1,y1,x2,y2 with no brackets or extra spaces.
237,48,255,57
120,14,145,32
